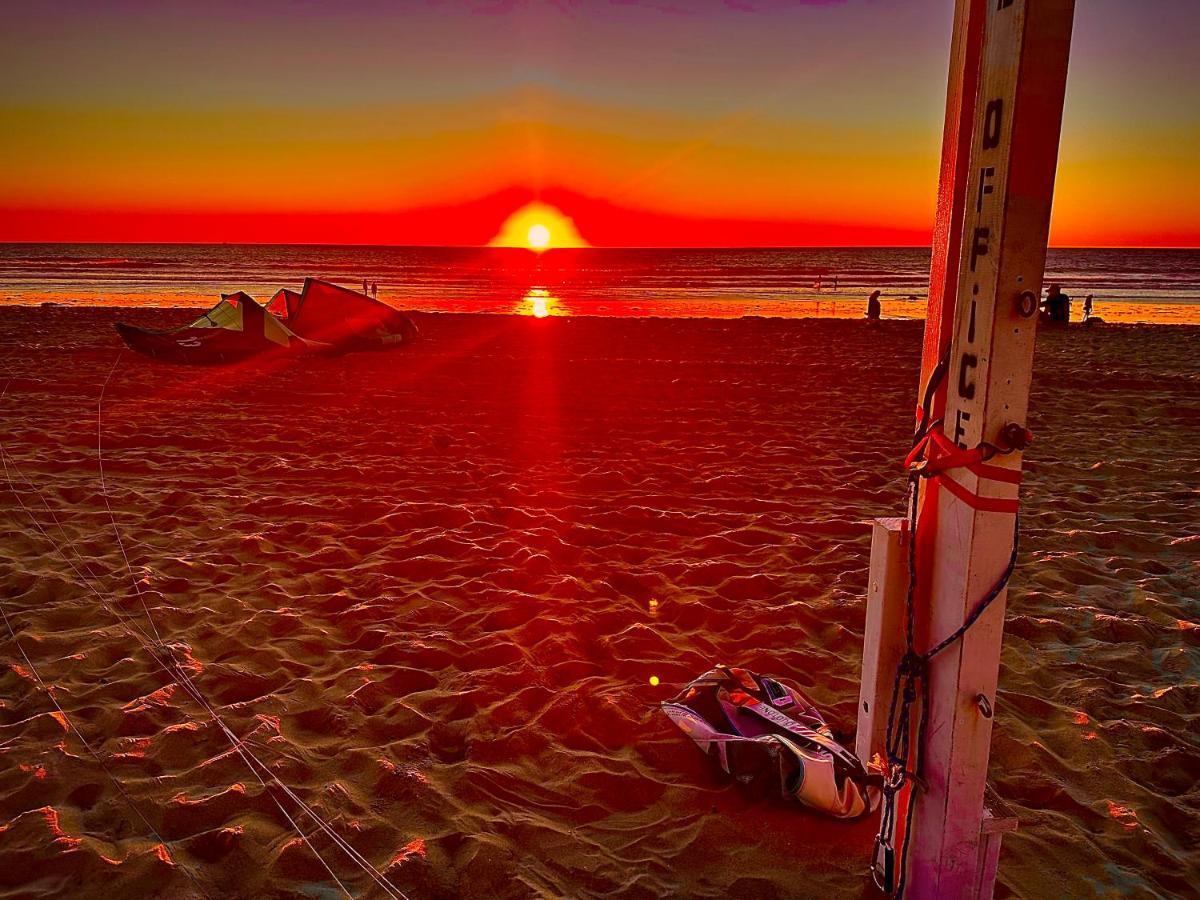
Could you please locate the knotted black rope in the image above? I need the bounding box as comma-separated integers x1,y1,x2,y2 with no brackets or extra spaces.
872,353,1021,898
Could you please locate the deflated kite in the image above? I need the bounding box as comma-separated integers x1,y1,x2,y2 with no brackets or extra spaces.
116,279,418,365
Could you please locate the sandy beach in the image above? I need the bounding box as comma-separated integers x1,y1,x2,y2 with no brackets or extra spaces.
1,306,1197,898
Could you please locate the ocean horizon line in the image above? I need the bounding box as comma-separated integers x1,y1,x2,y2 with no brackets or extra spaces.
2,240,1198,253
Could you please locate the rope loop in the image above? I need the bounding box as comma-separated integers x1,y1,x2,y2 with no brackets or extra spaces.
883,764,908,793
899,649,926,677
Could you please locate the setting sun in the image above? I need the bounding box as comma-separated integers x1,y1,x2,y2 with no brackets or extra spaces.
528,223,551,250
489,202,589,252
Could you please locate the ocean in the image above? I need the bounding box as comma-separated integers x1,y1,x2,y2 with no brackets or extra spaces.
1,244,1197,323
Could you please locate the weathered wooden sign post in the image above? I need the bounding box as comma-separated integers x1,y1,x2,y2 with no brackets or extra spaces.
857,1,1076,897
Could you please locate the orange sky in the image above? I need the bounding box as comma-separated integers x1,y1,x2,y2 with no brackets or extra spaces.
1,1,1197,247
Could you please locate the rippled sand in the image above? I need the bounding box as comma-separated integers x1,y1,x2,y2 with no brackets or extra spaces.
0,307,1196,898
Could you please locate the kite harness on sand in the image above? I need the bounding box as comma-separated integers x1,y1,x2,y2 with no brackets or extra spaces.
662,665,882,819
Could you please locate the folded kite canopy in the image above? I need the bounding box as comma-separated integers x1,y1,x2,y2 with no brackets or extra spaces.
117,280,418,365
267,278,419,351
265,288,303,321
116,292,317,365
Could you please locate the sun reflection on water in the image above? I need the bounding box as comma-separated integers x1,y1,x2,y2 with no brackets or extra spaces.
518,288,563,318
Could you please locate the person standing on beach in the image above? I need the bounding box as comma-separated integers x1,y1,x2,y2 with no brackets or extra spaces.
1083,294,1093,321
371,282,378,298
363,278,369,295
866,290,882,322
1042,283,1071,324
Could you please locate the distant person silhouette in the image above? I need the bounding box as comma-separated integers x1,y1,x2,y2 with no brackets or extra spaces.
1083,294,1093,321
371,282,378,298
866,290,882,322
1042,283,1071,325
363,278,369,295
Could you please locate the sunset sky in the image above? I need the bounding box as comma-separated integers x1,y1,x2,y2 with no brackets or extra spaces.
1,0,1196,247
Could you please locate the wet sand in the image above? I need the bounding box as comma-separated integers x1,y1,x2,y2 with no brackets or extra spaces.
1,307,1197,898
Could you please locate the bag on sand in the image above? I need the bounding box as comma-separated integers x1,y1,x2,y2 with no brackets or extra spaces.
662,665,881,819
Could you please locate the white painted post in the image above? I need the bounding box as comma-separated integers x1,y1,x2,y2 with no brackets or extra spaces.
921,0,988,406
860,0,986,787
860,1,987,885
904,2,1076,898
856,518,908,766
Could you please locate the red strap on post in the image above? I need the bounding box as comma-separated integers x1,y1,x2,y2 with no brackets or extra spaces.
905,423,1024,514
930,472,1020,514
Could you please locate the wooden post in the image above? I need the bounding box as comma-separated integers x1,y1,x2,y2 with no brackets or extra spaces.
905,2,1076,898
856,517,908,766
860,3,988,886
921,0,987,412
911,0,988,663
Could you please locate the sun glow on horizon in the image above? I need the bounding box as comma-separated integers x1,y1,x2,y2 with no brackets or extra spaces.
489,202,589,252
